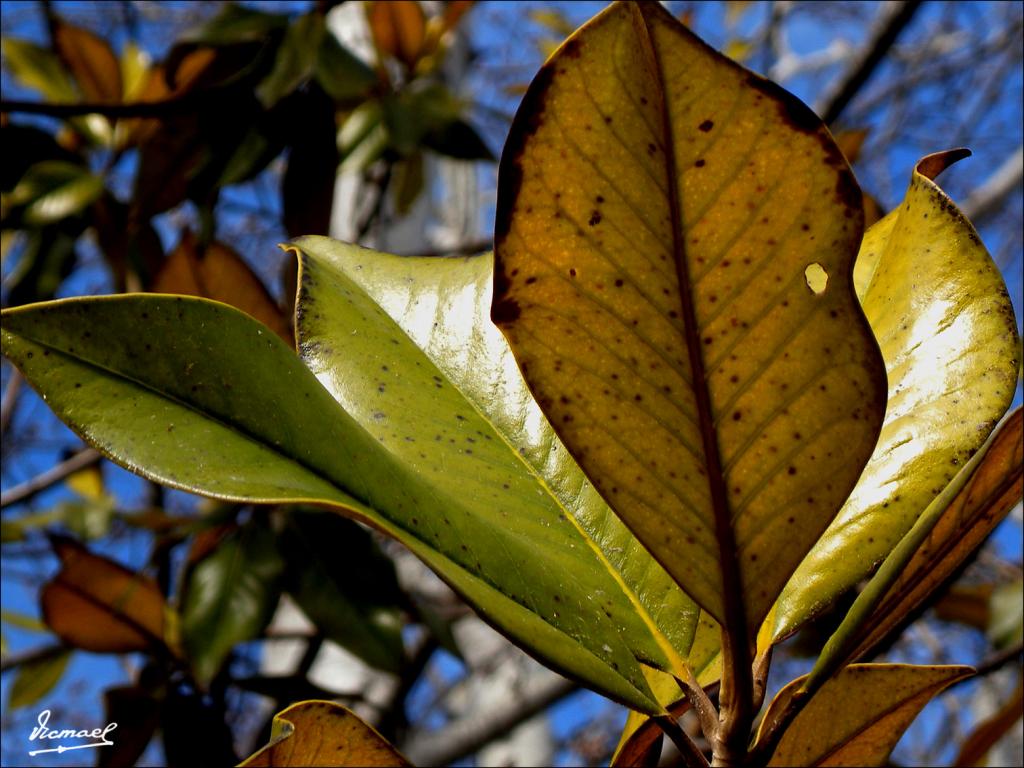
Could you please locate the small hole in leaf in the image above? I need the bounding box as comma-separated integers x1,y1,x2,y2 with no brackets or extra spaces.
804,263,828,294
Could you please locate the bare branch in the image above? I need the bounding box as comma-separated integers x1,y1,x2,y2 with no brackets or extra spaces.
817,0,925,126
401,671,578,766
1,369,22,435
1,448,101,509
960,146,1024,224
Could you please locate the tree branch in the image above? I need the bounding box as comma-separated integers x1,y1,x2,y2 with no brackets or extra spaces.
401,671,578,766
960,146,1024,224
818,0,925,126
1,369,22,435
1,448,102,509
0,92,219,119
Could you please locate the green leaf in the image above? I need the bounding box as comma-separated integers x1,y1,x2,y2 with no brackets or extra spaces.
315,29,377,103
7,161,104,227
4,228,78,305
256,13,324,108
0,124,79,193
291,238,720,692
774,150,1021,639
0,610,49,633
182,3,289,46
761,664,972,766
281,508,405,673
239,700,410,767
491,1,885,635
181,521,284,685
7,647,72,709
3,255,678,712
422,118,494,161
1,38,78,103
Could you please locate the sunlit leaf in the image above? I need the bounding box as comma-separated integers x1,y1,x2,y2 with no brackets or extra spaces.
761,664,972,766
2,259,677,712
40,535,176,654
239,700,410,767
181,521,284,685
292,238,722,701
53,20,122,103
774,151,1021,639
492,1,885,634
6,160,103,227
152,230,291,343
7,647,72,710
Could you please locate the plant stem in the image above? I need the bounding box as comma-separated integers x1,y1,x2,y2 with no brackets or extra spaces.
654,714,710,768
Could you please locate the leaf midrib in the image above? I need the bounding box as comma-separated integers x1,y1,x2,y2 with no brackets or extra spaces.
639,4,745,638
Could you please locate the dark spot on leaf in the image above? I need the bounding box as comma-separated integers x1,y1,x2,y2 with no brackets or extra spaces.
589,210,602,226
699,119,714,132
694,159,706,167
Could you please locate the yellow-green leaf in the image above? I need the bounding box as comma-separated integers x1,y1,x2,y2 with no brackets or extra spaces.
762,664,972,766
774,150,1021,640
492,1,886,635
239,700,410,767
7,647,72,710
843,408,1022,663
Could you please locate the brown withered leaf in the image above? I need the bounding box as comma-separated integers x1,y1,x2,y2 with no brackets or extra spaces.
153,230,292,344
41,535,175,654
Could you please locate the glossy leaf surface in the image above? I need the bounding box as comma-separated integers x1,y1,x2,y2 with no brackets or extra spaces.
40,535,175,655
763,664,971,766
292,236,719,683
492,0,885,632
2,286,656,711
841,408,1022,665
775,151,1021,639
240,700,410,767
181,522,284,685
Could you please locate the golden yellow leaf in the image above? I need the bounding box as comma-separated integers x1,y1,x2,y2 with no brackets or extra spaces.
368,0,427,70
492,1,885,634
54,20,122,103
763,664,972,766
775,150,1021,639
239,700,410,767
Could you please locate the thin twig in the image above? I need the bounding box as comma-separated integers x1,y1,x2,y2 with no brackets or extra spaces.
0,643,66,673
1,448,102,509
678,665,720,745
401,672,578,766
0,92,222,119
818,0,925,126
960,146,1024,224
655,714,711,768
1,369,22,435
